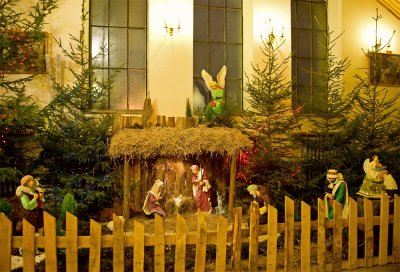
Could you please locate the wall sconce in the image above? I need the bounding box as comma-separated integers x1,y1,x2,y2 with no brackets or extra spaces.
164,19,181,36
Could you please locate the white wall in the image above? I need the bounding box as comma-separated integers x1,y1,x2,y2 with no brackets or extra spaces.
148,0,193,118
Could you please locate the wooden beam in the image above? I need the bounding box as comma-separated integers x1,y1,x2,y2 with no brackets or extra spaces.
228,152,237,216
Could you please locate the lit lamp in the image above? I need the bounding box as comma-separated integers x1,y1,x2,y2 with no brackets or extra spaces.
164,19,181,36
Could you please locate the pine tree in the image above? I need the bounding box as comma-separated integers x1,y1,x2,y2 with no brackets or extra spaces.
37,0,114,218
0,0,57,181
241,38,303,204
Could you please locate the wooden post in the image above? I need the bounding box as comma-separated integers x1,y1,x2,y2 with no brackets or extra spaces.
176,117,186,129
123,156,131,228
228,152,237,216
132,160,141,211
167,117,175,127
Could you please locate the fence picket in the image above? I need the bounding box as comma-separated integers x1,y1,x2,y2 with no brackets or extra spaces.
317,198,326,271
394,195,400,263
231,207,242,272
66,212,78,272
249,201,260,272
113,214,125,272
333,200,343,271
89,219,102,271
284,196,294,272
195,211,207,272
44,211,57,271
22,219,35,272
301,201,311,272
134,220,145,272
175,213,187,272
379,194,389,265
364,197,374,267
215,216,228,272
154,213,165,272
267,205,278,272
0,213,12,271
348,198,358,269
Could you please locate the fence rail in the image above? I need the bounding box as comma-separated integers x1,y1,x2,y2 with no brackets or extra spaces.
1,195,400,271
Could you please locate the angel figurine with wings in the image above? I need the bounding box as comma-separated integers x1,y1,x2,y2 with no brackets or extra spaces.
201,65,227,113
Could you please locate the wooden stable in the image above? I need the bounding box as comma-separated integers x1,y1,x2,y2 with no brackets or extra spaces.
108,124,253,220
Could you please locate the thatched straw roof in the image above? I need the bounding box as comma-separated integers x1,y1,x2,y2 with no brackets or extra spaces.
108,127,253,160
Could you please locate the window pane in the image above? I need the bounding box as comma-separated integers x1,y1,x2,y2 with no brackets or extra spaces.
91,0,109,26
312,31,327,58
129,0,146,28
297,85,312,112
226,9,242,43
209,8,225,42
93,68,109,109
225,79,242,111
110,69,128,109
209,43,225,74
129,29,146,69
210,0,225,7
195,0,208,5
297,58,311,86
298,2,311,29
91,27,109,68
312,3,327,30
226,44,242,78
298,30,311,57
110,0,127,26
227,0,241,9
109,28,127,68
194,7,208,42
193,78,209,111
128,69,146,110
312,59,328,86
194,43,209,77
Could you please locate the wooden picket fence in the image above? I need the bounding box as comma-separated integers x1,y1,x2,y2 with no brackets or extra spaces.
1,195,400,271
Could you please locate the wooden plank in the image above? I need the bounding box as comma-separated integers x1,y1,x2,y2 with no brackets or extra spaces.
317,198,326,272
89,219,102,272
123,155,131,225
393,195,400,263
44,212,57,271
284,196,294,272
301,201,311,272
154,213,165,272
186,117,195,128
167,116,175,127
364,198,374,267
113,214,125,272
379,194,389,265
0,213,12,271
134,220,145,272
22,219,36,272
215,216,228,272
267,205,278,272
132,159,141,211
176,117,186,129
348,198,358,269
249,201,259,272
195,211,207,272
228,154,237,216
66,212,78,272
175,213,187,272
332,200,343,271
231,207,242,272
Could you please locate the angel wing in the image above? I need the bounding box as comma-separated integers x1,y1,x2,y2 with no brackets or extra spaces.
201,69,214,91
216,65,227,88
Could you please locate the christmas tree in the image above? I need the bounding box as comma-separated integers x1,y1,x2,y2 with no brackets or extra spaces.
37,0,114,218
